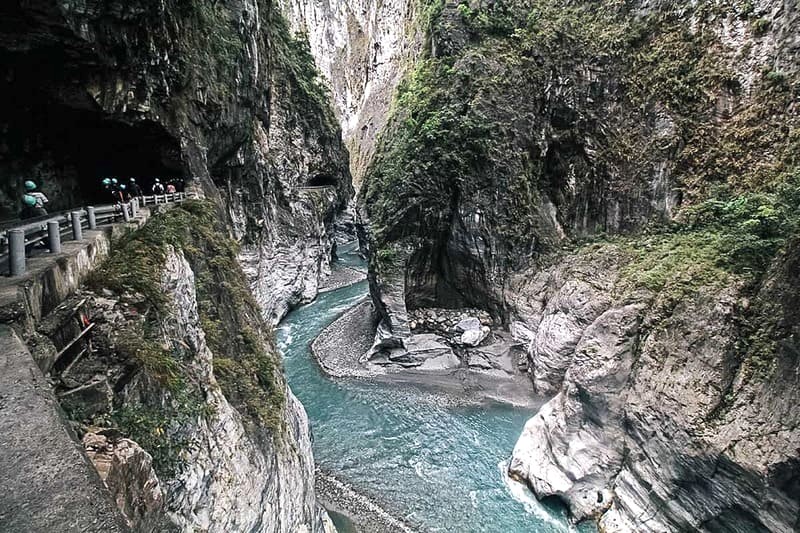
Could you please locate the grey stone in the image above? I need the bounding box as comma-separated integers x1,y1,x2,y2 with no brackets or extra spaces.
455,317,481,332
460,326,490,347
509,242,800,532
0,326,129,533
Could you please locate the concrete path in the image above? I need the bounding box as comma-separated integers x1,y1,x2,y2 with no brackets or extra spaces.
0,325,129,532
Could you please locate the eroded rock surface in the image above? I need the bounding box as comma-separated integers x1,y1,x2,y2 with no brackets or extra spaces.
508,242,800,532
36,206,336,532
83,433,170,533
281,0,423,182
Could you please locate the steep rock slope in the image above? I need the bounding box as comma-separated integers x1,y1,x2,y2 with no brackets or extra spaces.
280,0,424,182
0,1,352,531
359,0,799,332
507,235,799,531
357,0,800,530
0,0,352,320
44,201,334,532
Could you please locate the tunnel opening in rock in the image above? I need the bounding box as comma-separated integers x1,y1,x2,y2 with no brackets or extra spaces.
307,173,337,187
0,49,183,219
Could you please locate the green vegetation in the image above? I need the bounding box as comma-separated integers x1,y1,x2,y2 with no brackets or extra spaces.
111,393,208,478
178,0,246,99
751,17,771,37
269,8,338,132
89,200,287,474
363,1,645,269
363,0,799,292
115,324,183,390
602,176,800,291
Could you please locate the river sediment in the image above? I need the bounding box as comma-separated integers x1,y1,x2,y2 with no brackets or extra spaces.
310,296,541,408
320,264,368,293
316,467,418,533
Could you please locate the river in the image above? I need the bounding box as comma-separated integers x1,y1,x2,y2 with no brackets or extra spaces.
276,244,594,533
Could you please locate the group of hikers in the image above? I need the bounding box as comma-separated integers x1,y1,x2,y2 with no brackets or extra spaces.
100,177,183,204
18,176,185,220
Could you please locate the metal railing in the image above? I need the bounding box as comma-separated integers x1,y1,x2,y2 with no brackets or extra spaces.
2,192,191,277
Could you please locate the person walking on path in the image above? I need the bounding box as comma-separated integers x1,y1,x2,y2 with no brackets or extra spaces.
24,181,49,214
128,178,142,198
19,194,41,219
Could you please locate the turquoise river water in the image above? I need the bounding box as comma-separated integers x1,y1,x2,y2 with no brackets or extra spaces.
276,246,594,533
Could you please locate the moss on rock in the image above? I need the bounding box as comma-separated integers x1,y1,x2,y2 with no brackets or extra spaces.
88,200,287,473
361,0,799,316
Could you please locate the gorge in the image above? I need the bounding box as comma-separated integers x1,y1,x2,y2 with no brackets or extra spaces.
0,0,798,532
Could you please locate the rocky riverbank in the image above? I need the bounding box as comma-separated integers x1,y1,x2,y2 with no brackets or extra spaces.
311,296,540,408
319,264,368,293
315,467,418,533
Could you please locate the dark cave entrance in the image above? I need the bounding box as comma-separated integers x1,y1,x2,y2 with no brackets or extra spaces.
306,174,337,187
0,47,183,219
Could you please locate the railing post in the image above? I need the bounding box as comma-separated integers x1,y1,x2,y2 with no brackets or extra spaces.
8,229,25,276
47,221,62,253
162,194,167,204
86,206,97,229
142,196,148,206
71,211,83,241
131,198,138,218
122,202,131,222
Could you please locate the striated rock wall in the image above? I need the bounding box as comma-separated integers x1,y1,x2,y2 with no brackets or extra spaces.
0,0,352,319
0,2,353,526
280,0,424,183
34,202,336,532
357,0,800,345
507,239,800,531
351,0,800,529
159,247,332,533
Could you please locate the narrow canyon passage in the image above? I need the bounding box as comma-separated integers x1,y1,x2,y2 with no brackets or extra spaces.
277,242,595,532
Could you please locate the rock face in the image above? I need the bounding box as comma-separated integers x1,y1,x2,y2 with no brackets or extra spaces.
159,248,331,532
0,0,352,321
351,0,800,530
280,0,423,183
507,241,800,531
0,4,351,525
357,0,800,339
83,433,171,533
34,203,338,531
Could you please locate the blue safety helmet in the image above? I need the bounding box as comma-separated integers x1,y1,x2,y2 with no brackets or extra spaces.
120,184,127,190
23,194,37,207
24,180,36,191
102,178,112,186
